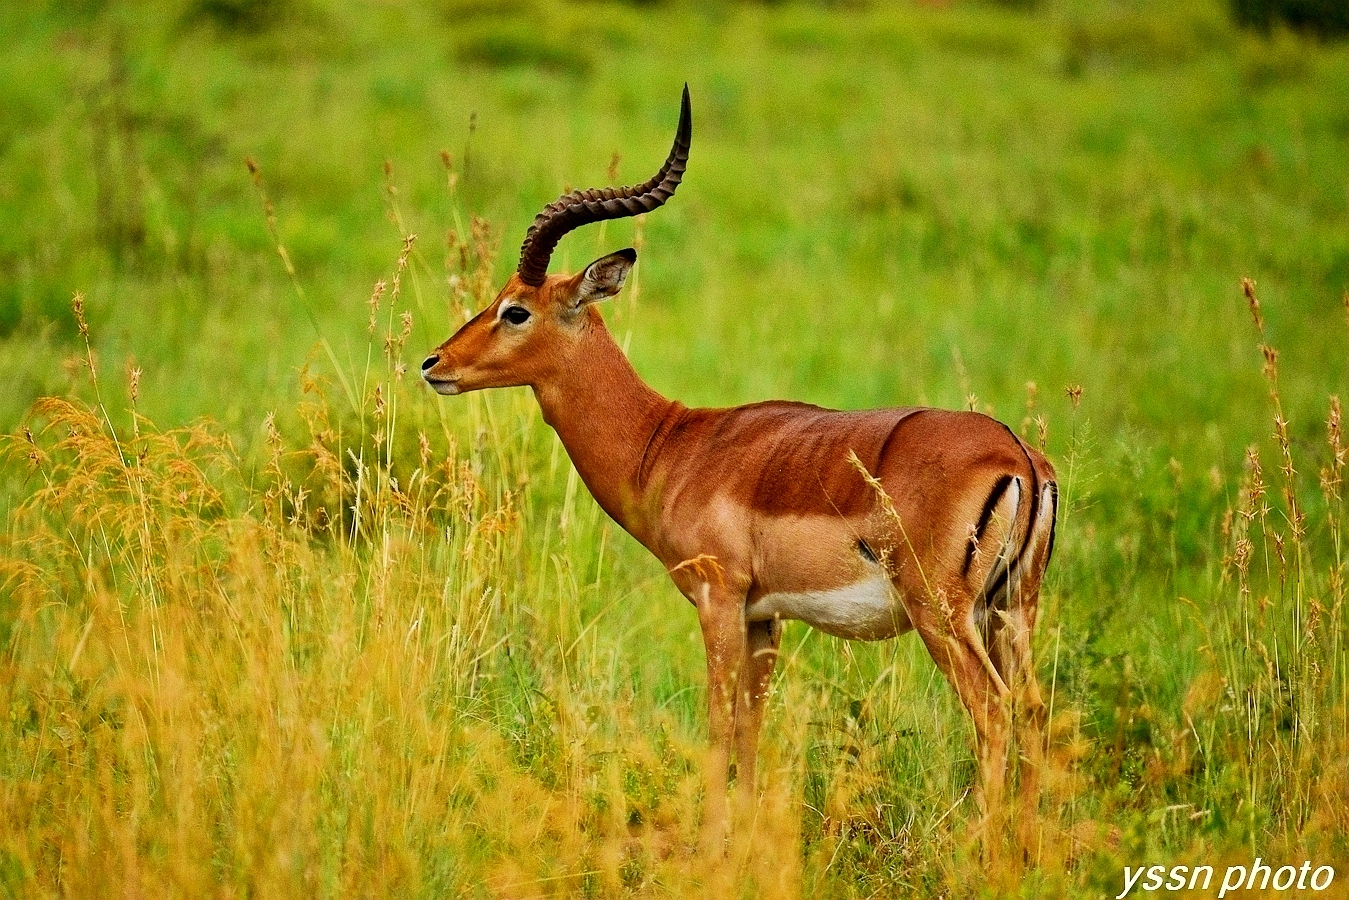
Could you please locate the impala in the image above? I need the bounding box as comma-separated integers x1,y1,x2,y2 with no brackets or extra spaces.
421,86,1058,847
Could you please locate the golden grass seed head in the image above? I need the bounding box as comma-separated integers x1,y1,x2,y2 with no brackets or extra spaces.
1261,344,1280,386
1243,276,1264,336
1327,395,1344,483
368,279,386,334
71,290,88,337
128,364,141,404
1244,445,1266,521
390,234,416,304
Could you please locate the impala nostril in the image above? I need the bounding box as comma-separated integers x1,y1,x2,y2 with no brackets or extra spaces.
421,355,438,372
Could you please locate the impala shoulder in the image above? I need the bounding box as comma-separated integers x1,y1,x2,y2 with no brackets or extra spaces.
637,400,690,489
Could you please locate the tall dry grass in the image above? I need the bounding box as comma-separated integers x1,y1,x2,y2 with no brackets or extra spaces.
0,220,817,898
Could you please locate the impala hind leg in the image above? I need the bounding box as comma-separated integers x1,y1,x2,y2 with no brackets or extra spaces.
988,600,1047,855
911,598,1012,846
732,618,782,812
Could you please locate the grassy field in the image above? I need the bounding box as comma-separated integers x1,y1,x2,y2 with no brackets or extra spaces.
2,0,1347,896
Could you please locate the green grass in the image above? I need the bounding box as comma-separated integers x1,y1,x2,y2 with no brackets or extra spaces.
1,0,1347,897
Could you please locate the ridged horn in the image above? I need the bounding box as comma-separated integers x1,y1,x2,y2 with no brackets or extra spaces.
516,84,692,287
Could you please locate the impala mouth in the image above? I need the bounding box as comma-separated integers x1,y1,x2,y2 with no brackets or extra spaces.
423,374,461,395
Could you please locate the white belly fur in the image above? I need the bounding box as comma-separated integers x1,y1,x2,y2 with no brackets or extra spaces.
745,574,911,641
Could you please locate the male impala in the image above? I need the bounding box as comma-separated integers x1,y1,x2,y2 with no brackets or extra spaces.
422,87,1057,846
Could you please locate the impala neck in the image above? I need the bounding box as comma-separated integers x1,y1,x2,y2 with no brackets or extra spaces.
531,314,674,540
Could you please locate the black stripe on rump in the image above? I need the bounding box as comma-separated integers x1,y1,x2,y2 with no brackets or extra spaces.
989,479,1058,607
962,473,1014,577
984,430,1042,606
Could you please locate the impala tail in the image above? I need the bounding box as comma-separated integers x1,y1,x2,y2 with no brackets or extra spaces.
969,456,1058,617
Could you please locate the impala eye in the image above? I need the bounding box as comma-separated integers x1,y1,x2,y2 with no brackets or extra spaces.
501,305,531,326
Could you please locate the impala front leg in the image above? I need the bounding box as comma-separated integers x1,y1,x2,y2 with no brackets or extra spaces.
695,580,748,853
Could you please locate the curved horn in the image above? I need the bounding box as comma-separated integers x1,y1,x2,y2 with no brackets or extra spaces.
516,84,692,287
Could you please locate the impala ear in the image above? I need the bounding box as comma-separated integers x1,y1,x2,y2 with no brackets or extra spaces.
569,248,636,308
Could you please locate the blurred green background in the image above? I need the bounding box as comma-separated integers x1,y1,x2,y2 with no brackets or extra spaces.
1,0,1346,895
3,0,1344,441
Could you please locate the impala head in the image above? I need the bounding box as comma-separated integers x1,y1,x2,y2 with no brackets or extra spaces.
422,85,692,396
